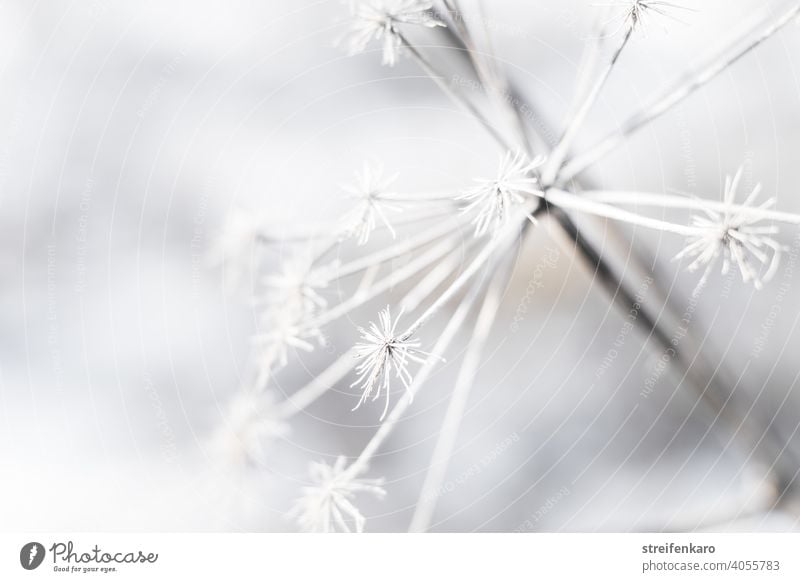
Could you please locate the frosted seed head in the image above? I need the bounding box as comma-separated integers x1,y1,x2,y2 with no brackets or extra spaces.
292,456,386,532
351,305,434,419
674,168,785,292
593,0,694,34
339,161,402,245
210,390,289,469
458,151,544,237
342,0,445,66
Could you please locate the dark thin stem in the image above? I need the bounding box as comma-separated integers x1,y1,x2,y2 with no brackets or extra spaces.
400,35,512,151
552,208,799,497
427,5,794,503
551,209,674,350
429,8,555,153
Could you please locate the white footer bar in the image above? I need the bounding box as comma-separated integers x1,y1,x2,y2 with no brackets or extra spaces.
2,533,797,581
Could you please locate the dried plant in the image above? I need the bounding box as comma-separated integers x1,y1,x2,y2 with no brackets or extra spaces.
211,0,800,532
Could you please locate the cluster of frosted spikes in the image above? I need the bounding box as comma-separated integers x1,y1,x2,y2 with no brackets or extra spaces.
208,0,800,532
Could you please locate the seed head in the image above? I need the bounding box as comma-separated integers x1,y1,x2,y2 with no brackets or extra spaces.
458,151,544,237
340,161,402,245
352,306,433,420
254,305,325,370
674,168,784,291
594,0,692,32
343,0,445,66
260,253,335,313
210,390,289,468
292,456,386,532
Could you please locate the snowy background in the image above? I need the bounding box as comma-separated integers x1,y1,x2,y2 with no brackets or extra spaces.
2,0,800,531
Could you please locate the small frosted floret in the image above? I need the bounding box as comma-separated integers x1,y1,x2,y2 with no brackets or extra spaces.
260,253,335,313
352,306,433,419
674,168,784,291
254,254,334,369
254,306,325,369
458,151,544,237
210,390,289,468
594,0,692,32
292,456,386,532
340,161,401,245
344,0,445,66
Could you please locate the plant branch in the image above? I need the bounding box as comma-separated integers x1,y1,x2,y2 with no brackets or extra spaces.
545,188,698,235
400,34,513,151
542,26,634,185
343,273,488,479
559,3,800,183
581,190,800,225
409,255,512,532
402,201,534,337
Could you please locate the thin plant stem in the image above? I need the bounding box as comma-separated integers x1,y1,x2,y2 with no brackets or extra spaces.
567,16,610,122
400,243,472,312
307,236,461,329
251,344,280,393
581,190,800,224
399,34,513,151
542,26,634,185
409,256,512,532
553,209,790,488
258,204,457,246
402,202,534,338
314,218,461,281
545,189,698,235
559,3,800,183
343,274,489,479
276,347,359,418
552,209,677,352
379,192,461,202
444,0,533,154
275,245,480,420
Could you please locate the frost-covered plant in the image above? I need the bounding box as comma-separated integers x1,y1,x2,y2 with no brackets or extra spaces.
343,0,445,66
212,0,800,531
351,305,435,419
292,456,386,533
458,150,545,236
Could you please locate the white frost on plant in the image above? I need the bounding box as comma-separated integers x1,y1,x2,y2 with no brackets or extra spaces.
210,390,289,468
352,305,432,419
594,0,692,32
260,253,335,313
340,161,402,245
344,0,445,66
458,151,544,237
674,168,784,291
292,456,386,532
253,254,334,370
254,305,325,370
